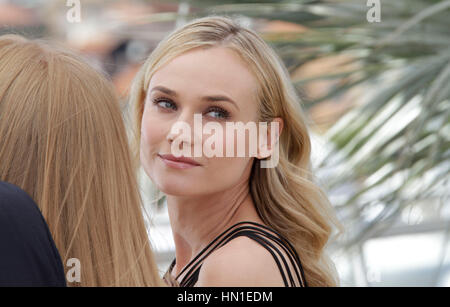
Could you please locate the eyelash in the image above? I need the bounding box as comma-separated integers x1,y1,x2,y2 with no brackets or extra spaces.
151,97,231,120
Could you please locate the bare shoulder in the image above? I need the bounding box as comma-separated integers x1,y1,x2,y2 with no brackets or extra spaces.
196,236,285,287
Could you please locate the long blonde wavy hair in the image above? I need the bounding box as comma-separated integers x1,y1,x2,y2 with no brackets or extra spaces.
129,16,344,286
0,34,162,286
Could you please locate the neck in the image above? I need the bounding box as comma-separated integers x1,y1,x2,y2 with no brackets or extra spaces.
167,179,262,277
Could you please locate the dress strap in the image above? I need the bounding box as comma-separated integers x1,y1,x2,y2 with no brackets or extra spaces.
168,221,308,287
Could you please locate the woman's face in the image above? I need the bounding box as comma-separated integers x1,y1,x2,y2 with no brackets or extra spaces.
140,46,262,196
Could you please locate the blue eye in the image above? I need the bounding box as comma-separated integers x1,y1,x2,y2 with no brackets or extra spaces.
152,98,176,110
205,107,230,120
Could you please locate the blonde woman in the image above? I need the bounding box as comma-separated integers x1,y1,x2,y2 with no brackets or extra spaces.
130,16,343,287
0,34,162,286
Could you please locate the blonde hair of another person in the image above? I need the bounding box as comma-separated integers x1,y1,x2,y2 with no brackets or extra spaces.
130,16,344,287
0,34,163,286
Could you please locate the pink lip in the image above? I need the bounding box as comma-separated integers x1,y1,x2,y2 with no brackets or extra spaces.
158,154,201,169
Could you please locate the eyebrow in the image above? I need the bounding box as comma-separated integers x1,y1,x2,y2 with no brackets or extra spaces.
150,85,240,111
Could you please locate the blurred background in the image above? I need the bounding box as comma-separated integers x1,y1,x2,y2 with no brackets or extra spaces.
1,0,448,286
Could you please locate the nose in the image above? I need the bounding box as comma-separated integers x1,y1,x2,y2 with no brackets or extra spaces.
166,110,203,155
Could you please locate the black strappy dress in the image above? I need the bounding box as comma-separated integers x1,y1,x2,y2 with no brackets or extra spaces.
163,221,308,287
0,181,66,286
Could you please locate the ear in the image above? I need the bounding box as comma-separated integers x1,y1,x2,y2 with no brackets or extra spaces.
257,117,283,160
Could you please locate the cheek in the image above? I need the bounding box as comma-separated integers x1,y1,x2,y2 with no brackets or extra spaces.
140,108,168,168
201,124,255,185
204,155,253,191
221,125,258,158
203,124,256,189
141,108,166,148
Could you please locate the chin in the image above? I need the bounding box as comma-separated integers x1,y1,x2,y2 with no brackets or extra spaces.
155,177,199,197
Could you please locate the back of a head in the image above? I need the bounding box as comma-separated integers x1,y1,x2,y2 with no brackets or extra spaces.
0,34,162,286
